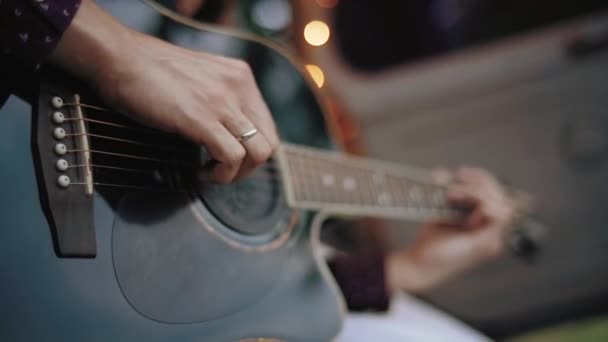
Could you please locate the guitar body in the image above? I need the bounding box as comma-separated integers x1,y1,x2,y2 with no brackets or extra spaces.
0,3,344,341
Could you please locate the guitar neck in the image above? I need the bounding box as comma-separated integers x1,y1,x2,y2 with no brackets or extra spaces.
276,143,460,222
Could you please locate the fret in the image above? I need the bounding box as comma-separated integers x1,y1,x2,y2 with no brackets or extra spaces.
276,143,460,222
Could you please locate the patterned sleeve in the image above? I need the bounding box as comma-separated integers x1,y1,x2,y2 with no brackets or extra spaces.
1,0,82,71
328,254,391,312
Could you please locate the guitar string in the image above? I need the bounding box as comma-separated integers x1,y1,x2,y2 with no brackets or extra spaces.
60,97,529,216
63,141,445,204
60,103,389,176
68,171,285,202
60,123,441,191
63,145,446,205
63,116,176,136
67,162,281,182
69,179,279,193
60,113,286,172
62,148,451,211
66,161,457,213
62,148,451,210
68,163,155,174
61,102,108,111
63,147,281,173
60,104,439,183
66,148,174,163
56,102,472,212
62,143,453,210
64,132,176,149
64,179,452,216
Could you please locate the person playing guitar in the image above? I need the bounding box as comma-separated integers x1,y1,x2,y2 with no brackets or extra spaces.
1,0,515,340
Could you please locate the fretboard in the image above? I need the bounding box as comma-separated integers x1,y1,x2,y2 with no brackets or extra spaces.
276,143,461,222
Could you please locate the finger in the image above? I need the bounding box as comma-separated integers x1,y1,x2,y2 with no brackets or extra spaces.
223,58,280,150
238,134,273,180
456,167,502,190
446,185,487,227
446,185,480,209
221,113,273,179
197,122,246,184
467,206,488,229
455,167,505,203
240,81,280,150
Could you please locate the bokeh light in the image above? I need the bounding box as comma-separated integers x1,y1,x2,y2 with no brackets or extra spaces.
305,64,325,88
315,0,339,8
304,20,330,46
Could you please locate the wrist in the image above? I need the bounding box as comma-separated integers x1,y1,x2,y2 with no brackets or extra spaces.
385,251,426,293
49,0,137,86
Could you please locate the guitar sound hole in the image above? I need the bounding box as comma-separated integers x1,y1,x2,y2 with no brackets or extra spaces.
198,162,290,236
78,100,290,238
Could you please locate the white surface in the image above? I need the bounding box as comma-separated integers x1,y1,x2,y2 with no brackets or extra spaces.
54,143,67,156
52,111,65,124
53,127,66,140
57,175,70,188
337,293,491,342
51,96,63,109
56,159,69,172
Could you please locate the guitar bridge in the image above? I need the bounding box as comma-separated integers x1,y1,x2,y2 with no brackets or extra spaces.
32,79,96,258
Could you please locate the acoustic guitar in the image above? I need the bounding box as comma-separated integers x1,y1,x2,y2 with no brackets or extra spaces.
0,1,532,341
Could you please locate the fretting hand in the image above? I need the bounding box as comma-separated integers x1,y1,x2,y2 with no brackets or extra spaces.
386,167,517,293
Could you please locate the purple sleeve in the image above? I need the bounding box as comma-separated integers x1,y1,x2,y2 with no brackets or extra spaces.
328,254,391,312
1,0,82,71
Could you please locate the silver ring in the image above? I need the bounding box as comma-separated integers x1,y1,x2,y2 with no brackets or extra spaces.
237,128,258,142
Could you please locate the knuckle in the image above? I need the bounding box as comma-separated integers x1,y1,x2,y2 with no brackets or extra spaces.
250,145,272,164
480,239,504,258
209,89,231,107
249,153,265,165
227,146,246,164
268,138,279,151
180,119,208,146
267,131,280,149
213,172,232,185
233,59,251,72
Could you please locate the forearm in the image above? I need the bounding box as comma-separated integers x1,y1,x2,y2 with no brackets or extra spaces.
385,250,429,293
49,0,135,85
386,240,500,293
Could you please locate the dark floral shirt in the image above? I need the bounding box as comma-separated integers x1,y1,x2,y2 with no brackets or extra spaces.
1,0,81,105
1,0,81,70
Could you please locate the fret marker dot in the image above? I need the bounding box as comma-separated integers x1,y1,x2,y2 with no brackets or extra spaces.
56,159,69,171
51,96,64,109
432,190,444,205
153,170,164,183
54,143,67,155
53,127,66,140
372,173,385,184
52,111,65,124
57,175,70,188
377,192,392,206
322,173,335,187
409,186,422,202
343,177,357,191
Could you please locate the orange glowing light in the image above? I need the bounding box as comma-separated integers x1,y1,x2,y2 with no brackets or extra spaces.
304,20,330,47
316,0,339,8
305,64,325,88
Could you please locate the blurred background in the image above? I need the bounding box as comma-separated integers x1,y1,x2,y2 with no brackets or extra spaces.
99,0,608,340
